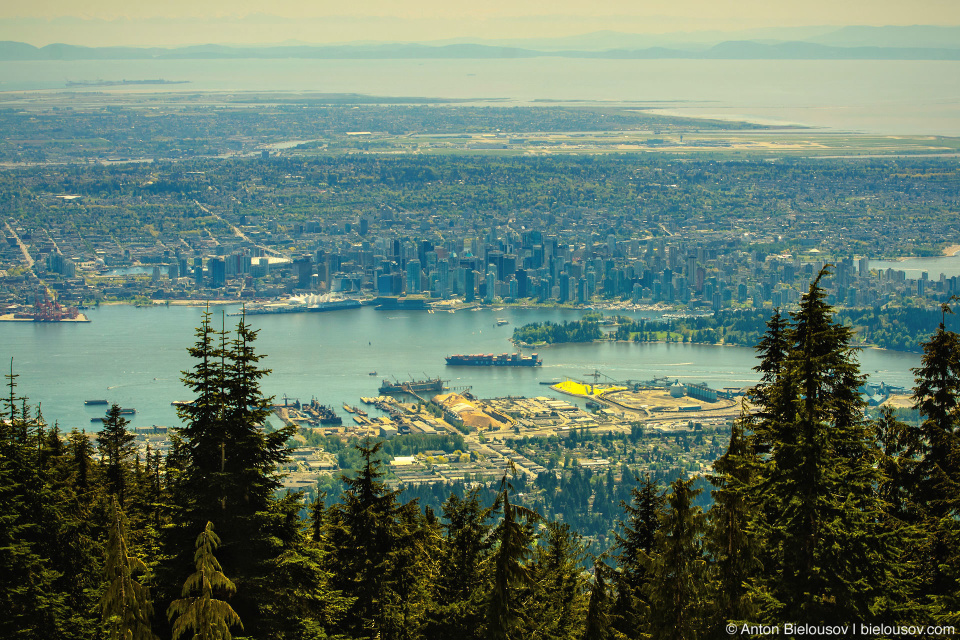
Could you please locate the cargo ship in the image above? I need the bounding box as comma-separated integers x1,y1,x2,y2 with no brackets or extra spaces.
445,353,542,367
379,377,446,394
85,399,108,406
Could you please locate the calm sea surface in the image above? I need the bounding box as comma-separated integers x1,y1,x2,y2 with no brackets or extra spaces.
870,255,960,279
0,305,922,431
1,59,959,135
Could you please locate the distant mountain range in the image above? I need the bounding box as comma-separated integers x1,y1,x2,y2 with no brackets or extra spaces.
421,25,960,52
2,25,958,61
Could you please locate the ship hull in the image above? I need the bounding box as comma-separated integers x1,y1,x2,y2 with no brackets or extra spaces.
379,378,445,394
445,353,542,367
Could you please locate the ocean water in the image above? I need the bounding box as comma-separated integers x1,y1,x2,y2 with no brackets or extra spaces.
870,255,960,279
0,304,922,431
1,58,959,135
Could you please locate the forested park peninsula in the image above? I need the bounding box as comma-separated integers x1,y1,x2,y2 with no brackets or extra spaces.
3,271,960,639
513,305,960,352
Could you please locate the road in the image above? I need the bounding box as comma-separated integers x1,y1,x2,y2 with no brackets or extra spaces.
4,221,35,269
194,200,283,257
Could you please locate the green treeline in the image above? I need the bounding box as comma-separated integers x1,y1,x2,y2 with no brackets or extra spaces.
612,310,770,345
311,428,719,546
517,306,960,353
512,319,603,345
513,310,771,346
3,271,960,639
836,305,960,352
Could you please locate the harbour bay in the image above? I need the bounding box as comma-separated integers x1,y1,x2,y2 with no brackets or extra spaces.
3,58,960,135
1,304,923,431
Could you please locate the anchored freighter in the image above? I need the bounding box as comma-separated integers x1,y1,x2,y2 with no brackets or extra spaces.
445,353,542,367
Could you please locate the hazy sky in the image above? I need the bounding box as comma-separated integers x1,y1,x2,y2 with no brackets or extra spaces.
4,0,960,46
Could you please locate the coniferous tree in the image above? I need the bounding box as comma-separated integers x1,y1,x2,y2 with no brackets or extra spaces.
0,414,61,639
98,404,137,506
0,367,74,639
62,427,108,637
747,267,904,623
748,309,790,447
163,311,297,638
328,437,405,639
519,520,588,640
874,406,923,523
911,302,960,619
167,522,242,640
69,428,96,495
870,406,927,622
646,477,707,640
220,314,293,518
308,492,327,545
424,489,496,640
372,499,440,640
101,497,157,640
704,422,759,636
258,492,353,640
912,303,960,513
581,561,613,640
487,465,539,640
610,474,664,638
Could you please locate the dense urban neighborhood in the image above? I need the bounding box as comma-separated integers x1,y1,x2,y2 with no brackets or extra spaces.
3,101,960,348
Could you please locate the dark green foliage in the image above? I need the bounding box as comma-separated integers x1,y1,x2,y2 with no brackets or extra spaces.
0,367,114,640
255,492,353,640
513,320,602,345
328,437,410,639
487,465,541,640
703,423,759,635
746,268,907,623
97,404,137,505
101,497,156,640
610,473,664,638
518,521,588,640
167,522,242,640
424,489,495,640
837,305,960,353
911,309,960,518
613,310,771,346
581,561,613,640
910,306,960,618
162,309,299,639
0,410,69,639
646,477,707,640
748,308,790,436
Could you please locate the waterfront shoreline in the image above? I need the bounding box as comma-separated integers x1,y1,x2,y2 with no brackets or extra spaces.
0,312,90,323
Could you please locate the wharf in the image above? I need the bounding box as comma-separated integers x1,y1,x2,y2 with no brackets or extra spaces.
0,313,90,322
